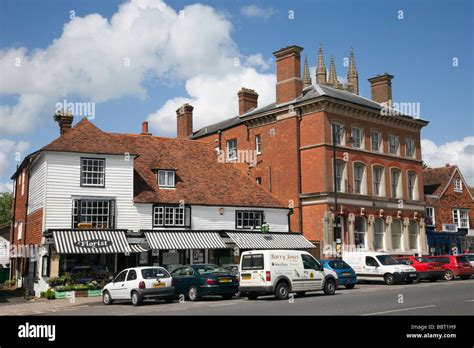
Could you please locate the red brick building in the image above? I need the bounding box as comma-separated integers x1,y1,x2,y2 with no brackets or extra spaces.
424,165,474,254
188,44,430,257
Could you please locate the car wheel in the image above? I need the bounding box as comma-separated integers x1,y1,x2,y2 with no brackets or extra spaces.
246,294,259,300
384,273,395,285
460,275,470,280
188,285,200,302
275,282,289,300
131,291,143,306
323,279,336,295
345,283,355,289
222,294,233,300
444,270,454,281
296,292,306,297
102,291,113,305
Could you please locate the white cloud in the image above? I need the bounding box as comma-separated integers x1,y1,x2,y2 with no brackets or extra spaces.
0,182,13,193
240,5,276,19
245,54,271,71
0,0,244,135
0,139,29,175
148,68,275,134
422,136,474,185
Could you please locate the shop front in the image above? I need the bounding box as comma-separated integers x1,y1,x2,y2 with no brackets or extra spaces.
426,229,468,255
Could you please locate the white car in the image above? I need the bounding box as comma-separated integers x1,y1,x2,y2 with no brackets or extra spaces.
238,250,338,300
102,266,175,306
462,253,474,268
343,251,418,285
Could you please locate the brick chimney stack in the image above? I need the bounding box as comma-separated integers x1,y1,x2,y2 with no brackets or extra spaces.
368,73,394,105
53,111,74,135
176,103,194,139
238,88,258,115
273,45,304,105
141,121,151,135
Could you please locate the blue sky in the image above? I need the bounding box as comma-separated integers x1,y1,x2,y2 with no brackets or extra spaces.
0,0,473,189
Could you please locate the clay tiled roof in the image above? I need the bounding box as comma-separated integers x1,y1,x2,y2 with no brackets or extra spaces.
41,118,285,208
423,165,456,196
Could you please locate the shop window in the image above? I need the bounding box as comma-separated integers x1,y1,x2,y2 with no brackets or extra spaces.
354,217,366,249
408,221,419,249
236,210,264,229
153,205,190,227
391,219,403,250
80,158,105,187
72,199,115,229
374,218,385,250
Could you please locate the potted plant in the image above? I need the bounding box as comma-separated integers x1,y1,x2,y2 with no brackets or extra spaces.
73,284,89,297
86,281,102,297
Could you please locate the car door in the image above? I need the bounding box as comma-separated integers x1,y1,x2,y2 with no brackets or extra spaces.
109,270,128,299
363,256,380,279
124,269,138,299
171,267,186,295
301,254,324,291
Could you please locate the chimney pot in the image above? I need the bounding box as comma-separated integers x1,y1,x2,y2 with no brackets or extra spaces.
238,88,258,115
368,73,394,105
141,121,151,135
53,111,74,135
176,103,194,139
273,45,304,104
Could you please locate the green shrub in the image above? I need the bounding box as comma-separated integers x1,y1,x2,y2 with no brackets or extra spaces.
73,284,89,291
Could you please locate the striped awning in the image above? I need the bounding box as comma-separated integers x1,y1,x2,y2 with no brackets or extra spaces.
226,232,316,249
144,231,228,250
129,244,150,253
52,230,131,254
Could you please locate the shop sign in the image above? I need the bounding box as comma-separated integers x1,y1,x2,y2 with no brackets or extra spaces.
442,224,458,233
74,239,113,249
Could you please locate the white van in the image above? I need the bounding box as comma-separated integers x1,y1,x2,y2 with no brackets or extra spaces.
343,251,418,285
238,250,338,300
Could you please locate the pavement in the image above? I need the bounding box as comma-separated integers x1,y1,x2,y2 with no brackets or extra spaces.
0,278,473,316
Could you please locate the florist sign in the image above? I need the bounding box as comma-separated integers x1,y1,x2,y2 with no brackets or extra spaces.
73,239,113,249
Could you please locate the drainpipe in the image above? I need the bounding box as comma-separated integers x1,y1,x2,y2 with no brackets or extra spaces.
217,130,222,152
296,108,303,235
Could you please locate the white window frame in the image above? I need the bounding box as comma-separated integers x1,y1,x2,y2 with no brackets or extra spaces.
374,218,385,250
407,171,417,200
390,168,402,199
405,138,415,158
453,178,462,192
371,130,382,152
236,210,264,229
372,166,385,197
153,206,188,227
391,219,403,250
255,134,262,155
353,162,367,195
81,158,105,187
17,221,23,240
351,127,363,149
408,221,419,250
332,122,345,146
335,160,347,193
388,134,399,155
452,209,469,229
21,171,25,195
227,139,238,161
158,170,175,188
425,207,435,226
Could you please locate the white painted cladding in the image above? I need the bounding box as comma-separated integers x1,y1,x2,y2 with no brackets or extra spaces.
0,234,9,266
138,204,289,232
44,152,139,231
41,151,289,233
27,154,46,215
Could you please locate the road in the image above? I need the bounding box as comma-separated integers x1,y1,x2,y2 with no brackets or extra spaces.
1,279,473,316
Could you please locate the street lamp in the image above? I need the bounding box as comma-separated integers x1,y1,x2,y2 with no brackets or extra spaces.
332,126,354,258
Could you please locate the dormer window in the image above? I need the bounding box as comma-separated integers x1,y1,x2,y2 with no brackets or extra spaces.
158,170,175,188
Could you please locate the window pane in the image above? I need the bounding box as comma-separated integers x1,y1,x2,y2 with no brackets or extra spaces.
374,218,385,250
81,158,105,186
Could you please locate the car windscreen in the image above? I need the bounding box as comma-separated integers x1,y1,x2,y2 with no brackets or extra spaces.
141,268,170,279
241,254,264,270
195,265,229,275
328,261,350,269
416,257,434,263
456,256,469,263
376,255,399,265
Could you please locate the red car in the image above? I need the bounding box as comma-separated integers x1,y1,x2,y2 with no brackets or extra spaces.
395,256,445,282
426,255,474,281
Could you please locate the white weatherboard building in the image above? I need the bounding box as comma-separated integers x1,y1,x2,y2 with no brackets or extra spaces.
10,115,315,296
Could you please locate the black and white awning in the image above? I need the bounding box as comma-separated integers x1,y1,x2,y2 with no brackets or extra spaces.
226,232,316,249
129,244,150,253
52,229,131,254
144,231,228,250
